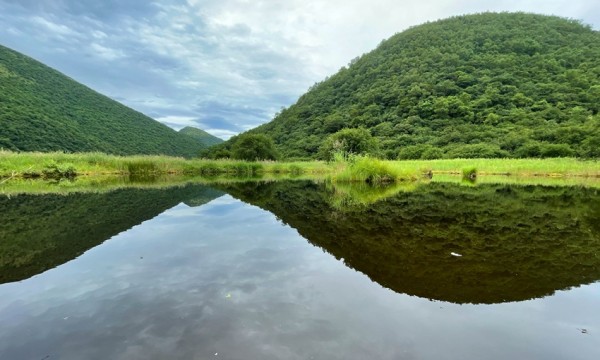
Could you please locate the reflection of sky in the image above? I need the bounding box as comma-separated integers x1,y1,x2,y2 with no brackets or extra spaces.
0,195,598,360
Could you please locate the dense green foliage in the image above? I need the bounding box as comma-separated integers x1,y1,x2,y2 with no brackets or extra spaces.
218,13,600,159
230,134,279,161
0,185,223,284
317,128,379,160
220,180,600,304
179,126,224,147
0,45,205,157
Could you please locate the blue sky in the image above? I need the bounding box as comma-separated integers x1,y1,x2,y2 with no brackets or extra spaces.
1,0,599,139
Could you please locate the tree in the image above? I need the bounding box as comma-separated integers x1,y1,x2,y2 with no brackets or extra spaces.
231,134,279,161
318,128,379,160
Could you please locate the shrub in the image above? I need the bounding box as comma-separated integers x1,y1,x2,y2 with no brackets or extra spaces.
319,128,379,161
231,134,279,161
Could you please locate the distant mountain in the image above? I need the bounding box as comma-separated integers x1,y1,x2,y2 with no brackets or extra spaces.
0,44,204,157
179,126,224,147
209,13,600,159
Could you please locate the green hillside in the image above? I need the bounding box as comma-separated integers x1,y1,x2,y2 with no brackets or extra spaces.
0,44,204,157
211,13,600,160
179,126,224,147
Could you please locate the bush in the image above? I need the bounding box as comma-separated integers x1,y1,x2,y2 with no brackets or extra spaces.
231,134,279,161
319,128,379,161
421,147,444,159
539,144,575,158
398,145,426,160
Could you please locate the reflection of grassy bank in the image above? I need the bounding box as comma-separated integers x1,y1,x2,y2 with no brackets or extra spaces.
0,173,323,196
433,173,600,189
327,181,422,209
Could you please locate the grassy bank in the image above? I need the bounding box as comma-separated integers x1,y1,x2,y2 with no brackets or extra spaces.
385,158,600,177
1,151,599,185
0,151,331,180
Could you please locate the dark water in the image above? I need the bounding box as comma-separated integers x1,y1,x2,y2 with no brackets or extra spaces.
0,180,598,359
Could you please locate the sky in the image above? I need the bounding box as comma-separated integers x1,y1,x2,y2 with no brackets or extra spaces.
0,1,599,139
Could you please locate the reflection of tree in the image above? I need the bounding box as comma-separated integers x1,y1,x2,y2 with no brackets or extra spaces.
220,181,600,304
0,185,223,284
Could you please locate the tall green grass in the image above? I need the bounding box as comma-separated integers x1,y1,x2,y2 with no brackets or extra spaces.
331,153,421,184
386,158,600,177
0,151,332,179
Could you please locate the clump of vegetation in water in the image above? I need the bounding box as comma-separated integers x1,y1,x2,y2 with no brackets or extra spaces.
462,167,477,181
334,153,419,184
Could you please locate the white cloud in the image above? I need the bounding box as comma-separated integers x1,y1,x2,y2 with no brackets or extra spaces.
204,129,237,140
89,43,125,61
30,15,80,40
155,116,199,130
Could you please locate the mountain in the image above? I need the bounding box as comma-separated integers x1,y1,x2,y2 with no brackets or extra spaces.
212,13,600,160
0,44,204,157
179,126,224,147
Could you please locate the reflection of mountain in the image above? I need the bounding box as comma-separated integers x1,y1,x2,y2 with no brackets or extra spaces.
220,181,600,304
0,185,223,284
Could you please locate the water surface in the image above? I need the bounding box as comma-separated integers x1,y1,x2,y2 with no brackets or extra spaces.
0,180,598,359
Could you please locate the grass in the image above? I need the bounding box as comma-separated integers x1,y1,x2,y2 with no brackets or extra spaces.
385,158,600,177
332,155,420,184
0,151,333,179
1,151,600,192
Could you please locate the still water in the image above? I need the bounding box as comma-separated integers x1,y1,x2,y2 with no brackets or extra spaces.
0,180,598,359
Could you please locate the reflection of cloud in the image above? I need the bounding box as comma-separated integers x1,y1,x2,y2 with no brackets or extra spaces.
1,0,599,138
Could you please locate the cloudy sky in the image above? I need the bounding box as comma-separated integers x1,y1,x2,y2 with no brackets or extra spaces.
1,1,599,139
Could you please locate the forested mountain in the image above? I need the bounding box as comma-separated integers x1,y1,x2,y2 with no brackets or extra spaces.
0,45,204,157
211,13,600,159
179,126,224,147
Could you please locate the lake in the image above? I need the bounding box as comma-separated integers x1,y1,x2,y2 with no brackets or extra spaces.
0,179,598,359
